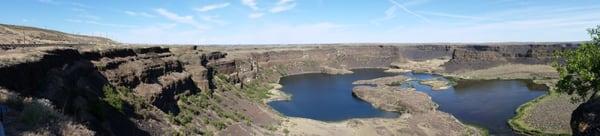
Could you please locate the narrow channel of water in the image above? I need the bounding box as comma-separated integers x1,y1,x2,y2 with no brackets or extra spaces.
268,69,547,135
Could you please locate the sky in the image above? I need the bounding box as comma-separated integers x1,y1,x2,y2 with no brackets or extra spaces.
1,0,600,44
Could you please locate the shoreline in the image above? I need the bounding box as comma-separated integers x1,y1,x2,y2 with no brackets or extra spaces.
268,63,562,135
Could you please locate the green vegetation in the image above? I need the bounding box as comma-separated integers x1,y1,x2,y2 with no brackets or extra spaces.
464,124,489,136
18,100,58,127
507,26,600,136
102,85,127,113
173,85,250,132
387,81,404,86
263,125,278,132
443,76,460,86
508,90,570,136
214,73,272,101
553,25,600,102
242,81,272,101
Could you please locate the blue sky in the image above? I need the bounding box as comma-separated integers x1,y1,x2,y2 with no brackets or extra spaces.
1,0,600,44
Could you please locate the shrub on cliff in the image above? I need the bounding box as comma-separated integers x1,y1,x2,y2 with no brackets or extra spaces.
102,85,125,113
18,98,58,127
554,25,600,102
553,25,600,135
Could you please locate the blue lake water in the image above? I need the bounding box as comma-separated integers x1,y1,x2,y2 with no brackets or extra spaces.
268,69,400,121
268,69,547,135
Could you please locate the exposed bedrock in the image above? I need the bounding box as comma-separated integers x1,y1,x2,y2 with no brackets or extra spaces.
352,86,437,113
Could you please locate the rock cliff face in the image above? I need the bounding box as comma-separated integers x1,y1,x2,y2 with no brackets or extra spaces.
444,44,577,72
0,42,578,135
218,43,577,80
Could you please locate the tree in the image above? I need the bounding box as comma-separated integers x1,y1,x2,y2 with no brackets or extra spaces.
554,25,600,102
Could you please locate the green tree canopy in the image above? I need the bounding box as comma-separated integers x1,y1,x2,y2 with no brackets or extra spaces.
554,25,600,102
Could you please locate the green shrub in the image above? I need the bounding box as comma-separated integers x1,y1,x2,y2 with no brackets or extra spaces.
102,85,125,113
210,120,227,130
18,100,57,127
387,81,404,86
174,110,193,125
283,128,290,135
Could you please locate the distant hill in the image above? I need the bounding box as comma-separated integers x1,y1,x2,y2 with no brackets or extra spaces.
0,24,116,45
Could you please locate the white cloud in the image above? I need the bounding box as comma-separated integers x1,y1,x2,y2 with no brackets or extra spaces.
66,19,136,28
418,11,492,21
249,12,264,19
372,5,397,25
155,8,208,31
388,0,431,23
124,11,155,18
195,3,230,12
270,0,296,13
201,15,228,25
242,0,259,10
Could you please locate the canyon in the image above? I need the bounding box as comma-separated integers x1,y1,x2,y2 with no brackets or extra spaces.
0,25,582,135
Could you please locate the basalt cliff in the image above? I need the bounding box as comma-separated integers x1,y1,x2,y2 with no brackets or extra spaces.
0,25,581,136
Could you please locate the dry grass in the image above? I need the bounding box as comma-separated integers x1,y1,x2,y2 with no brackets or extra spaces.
0,47,71,68
1,88,94,136
449,64,558,80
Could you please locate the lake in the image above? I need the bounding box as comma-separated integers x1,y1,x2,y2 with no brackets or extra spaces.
268,69,547,135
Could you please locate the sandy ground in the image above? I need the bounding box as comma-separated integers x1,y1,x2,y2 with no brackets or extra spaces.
281,112,481,136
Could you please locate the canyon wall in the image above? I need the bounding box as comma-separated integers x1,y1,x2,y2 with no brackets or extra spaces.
0,43,577,135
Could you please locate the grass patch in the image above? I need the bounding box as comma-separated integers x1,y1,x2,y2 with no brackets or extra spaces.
283,128,290,135
387,81,404,86
508,90,571,136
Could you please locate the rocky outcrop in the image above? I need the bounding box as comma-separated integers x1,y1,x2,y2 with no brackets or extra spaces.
352,86,437,113
420,78,451,90
571,99,600,136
